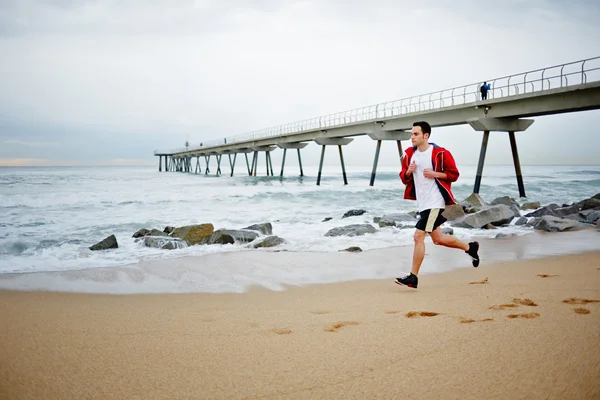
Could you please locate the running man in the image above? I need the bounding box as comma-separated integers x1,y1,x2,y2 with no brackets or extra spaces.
395,121,480,289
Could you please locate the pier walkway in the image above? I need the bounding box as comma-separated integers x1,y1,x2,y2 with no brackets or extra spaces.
154,56,600,197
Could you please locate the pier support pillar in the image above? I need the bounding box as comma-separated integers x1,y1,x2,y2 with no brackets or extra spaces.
277,143,309,177
468,117,534,198
314,138,354,185
366,129,411,186
228,153,237,177
216,154,222,176
204,155,211,175
251,146,277,176
158,156,162,172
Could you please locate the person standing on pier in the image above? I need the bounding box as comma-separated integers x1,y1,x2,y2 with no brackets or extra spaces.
395,121,480,289
480,81,490,100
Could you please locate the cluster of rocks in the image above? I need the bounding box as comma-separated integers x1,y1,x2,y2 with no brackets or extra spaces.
89,192,600,251
89,222,286,251
319,192,600,239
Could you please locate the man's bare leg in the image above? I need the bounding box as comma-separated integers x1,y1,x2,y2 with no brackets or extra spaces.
429,227,469,251
411,230,427,276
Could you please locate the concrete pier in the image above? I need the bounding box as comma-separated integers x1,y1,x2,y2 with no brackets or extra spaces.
154,56,600,192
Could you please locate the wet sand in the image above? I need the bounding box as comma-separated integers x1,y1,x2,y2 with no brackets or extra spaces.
1,248,599,399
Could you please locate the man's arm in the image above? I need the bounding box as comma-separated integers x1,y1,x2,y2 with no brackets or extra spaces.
399,152,413,184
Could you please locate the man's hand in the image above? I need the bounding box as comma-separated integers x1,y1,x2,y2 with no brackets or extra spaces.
423,168,437,179
406,160,417,176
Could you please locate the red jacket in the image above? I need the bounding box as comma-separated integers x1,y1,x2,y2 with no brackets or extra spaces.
399,143,459,206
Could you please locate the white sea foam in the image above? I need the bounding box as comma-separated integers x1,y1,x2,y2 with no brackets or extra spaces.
1,165,599,283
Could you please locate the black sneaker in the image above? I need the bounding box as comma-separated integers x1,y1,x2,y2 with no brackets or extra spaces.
466,241,480,267
395,273,418,289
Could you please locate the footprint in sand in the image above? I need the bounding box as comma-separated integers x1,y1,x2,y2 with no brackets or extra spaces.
489,304,519,310
574,308,591,315
537,274,558,278
469,277,489,284
324,321,359,332
405,311,440,318
459,317,494,323
512,298,538,307
384,310,402,315
507,313,540,319
268,328,292,335
310,311,331,315
563,298,600,305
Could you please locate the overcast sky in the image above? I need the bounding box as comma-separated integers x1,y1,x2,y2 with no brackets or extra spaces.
1,0,599,167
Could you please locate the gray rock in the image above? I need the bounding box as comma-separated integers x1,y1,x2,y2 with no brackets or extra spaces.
510,204,522,218
451,205,515,229
133,229,169,239
462,193,487,209
526,204,560,218
90,234,118,251
442,227,454,235
495,233,517,239
243,223,273,235
377,213,415,227
514,217,528,226
141,236,187,250
342,209,367,219
252,235,285,248
521,201,540,210
531,216,579,232
585,210,600,224
554,205,580,218
577,198,600,211
163,226,175,234
340,246,362,252
208,229,259,245
132,228,150,238
491,196,519,208
325,224,377,237
322,217,333,222
442,204,466,221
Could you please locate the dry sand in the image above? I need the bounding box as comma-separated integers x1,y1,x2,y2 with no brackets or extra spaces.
1,251,600,399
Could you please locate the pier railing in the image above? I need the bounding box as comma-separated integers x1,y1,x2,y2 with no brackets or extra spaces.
156,56,600,155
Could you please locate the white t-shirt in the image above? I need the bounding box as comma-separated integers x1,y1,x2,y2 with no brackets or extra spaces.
410,145,446,212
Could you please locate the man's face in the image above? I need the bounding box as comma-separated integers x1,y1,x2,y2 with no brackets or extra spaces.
411,126,428,147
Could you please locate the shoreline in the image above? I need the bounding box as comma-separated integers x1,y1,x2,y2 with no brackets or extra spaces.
1,251,599,399
1,228,599,294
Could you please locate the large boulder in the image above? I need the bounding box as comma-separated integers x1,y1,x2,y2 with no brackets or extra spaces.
576,197,600,211
451,205,515,229
530,216,579,232
442,204,466,221
90,234,118,251
526,204,560,218
243,223,272,235
585,210,600,224
461,193,487,210
491,196,519,209
342,209,367,219
553,205,580,218
252,236,285,248
376,213,416,227
170,223,214,245
141,236,187,250
208,229,259,245
325,224,377,237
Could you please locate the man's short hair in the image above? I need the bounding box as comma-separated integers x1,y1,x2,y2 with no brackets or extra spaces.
413,121,431,137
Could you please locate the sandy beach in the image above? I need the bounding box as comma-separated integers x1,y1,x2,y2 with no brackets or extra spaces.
1,247,600,399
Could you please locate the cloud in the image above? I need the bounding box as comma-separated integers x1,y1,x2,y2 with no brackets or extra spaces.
0,0,599,166
2,139,59,147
